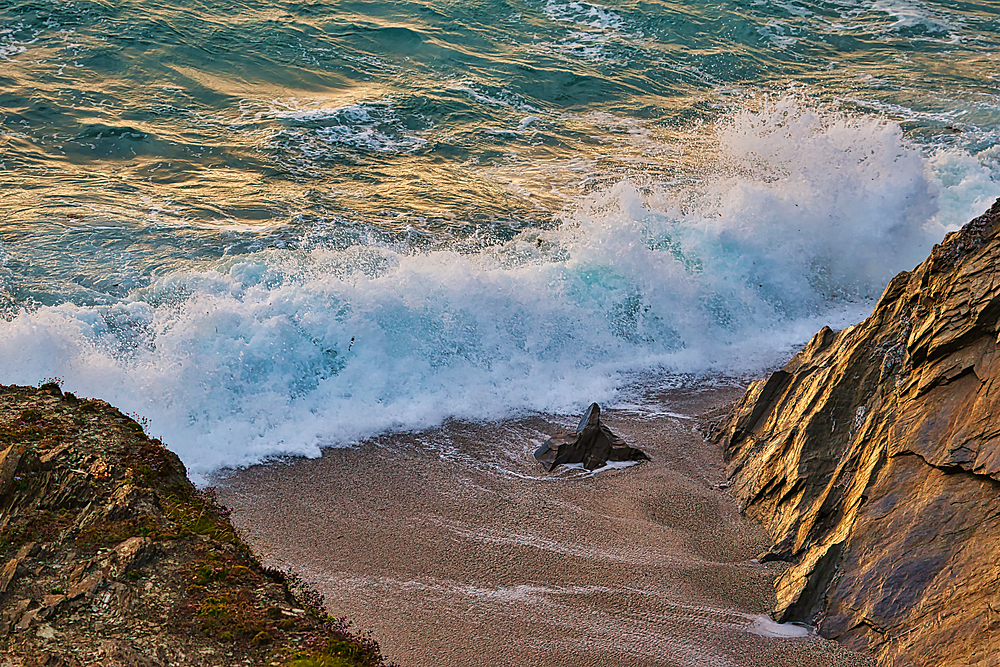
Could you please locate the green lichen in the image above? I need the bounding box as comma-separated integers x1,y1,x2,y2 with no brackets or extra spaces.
0,384,393,667
161,492,239,544
75,516,162,548
19,409,43,423
1,508,74,551
192,552,254,586
195,591,267,641
278,637,385,667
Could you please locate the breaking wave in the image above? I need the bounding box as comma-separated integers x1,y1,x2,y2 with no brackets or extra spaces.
1,98,997,480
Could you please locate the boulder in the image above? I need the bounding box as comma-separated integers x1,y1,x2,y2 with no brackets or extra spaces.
534,403,650,471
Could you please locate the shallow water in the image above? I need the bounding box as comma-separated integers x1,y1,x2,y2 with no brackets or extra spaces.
2,0,1000,476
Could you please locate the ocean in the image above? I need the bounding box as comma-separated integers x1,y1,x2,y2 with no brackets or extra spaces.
2,0,999,480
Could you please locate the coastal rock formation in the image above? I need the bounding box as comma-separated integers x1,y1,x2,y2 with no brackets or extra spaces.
0,383,388,667
534,402,650,471
707,198,1000,666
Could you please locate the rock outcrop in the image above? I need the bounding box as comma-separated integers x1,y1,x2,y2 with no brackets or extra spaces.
708,198,1000,666
534,403,650,471
0,383,390,666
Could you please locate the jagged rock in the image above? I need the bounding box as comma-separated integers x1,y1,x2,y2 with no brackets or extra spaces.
103,537,155,580
0,445,24,498
0,559,18,596
39,594,65,621
65,573,104,602
15,605,39,632
534,403,650,471
707,198,1000,666
14,543,37,561
0,384,391,666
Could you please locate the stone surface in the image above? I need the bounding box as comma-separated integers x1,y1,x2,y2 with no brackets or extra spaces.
0,445,24,498
0,383,389,667
534,403,650,470
0,560,17,597
707,198,1000,666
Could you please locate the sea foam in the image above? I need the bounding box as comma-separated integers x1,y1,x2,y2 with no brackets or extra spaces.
1,99,997,481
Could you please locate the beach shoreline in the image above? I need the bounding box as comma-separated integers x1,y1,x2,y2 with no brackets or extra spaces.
214,383,874,667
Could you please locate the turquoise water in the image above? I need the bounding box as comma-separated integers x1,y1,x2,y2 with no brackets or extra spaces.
2,0,999,477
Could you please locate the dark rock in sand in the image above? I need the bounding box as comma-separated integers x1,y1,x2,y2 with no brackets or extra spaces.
535,403,650,471
706,198,1000,666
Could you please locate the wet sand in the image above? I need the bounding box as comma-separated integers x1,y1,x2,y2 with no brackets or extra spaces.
214,384,873,667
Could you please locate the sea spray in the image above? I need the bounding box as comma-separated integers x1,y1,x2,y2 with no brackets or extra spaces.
3,98,999,480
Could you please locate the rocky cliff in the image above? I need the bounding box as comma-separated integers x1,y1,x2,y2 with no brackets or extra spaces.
0,383,390,667
708,199,1000,666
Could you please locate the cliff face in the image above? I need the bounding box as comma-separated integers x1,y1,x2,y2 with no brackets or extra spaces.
709,199,1000,666
0,383,388,666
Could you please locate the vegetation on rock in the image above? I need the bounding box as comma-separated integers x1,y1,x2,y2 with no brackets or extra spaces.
0,382,393,667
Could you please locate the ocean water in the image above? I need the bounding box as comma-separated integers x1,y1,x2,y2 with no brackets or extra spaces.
1,0,999,479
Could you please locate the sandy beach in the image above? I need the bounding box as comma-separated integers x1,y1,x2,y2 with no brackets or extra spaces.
214,384,874,667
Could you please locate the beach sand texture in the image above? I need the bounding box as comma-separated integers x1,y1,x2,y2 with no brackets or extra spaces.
216,385,874,667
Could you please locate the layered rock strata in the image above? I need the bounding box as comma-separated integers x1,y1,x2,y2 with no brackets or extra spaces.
0,383,389,667
708,198,1000,666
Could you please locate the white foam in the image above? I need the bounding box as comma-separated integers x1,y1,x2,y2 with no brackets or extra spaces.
1,97,996,481
534,0,640,62
559,460,643,475
542,0,624,31
446,82,539,111
0,41,26,59
757,22,798,48
771,1,813,18
871,0,959,35
0,24,35,60
748,615,813,638
272,103,376,123
819,0,962,42
269,101,427,154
